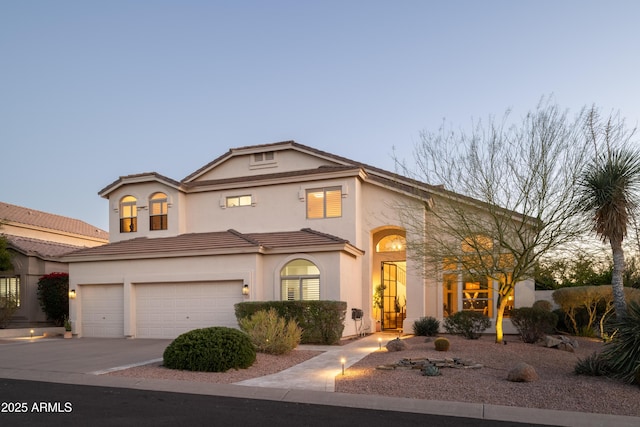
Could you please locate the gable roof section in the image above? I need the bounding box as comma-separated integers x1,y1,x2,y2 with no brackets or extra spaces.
61,229,363,262
98,172,182,198
0,202,108,241
6,235,87,260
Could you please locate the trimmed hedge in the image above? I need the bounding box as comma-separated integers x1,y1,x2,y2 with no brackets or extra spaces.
511,307,558,343
235,300,346,345
163,327,256,372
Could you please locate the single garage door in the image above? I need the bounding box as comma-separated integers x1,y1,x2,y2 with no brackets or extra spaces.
135,281,244,339
81,284,124,338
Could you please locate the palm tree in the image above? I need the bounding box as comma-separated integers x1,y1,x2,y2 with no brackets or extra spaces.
578,148,640,317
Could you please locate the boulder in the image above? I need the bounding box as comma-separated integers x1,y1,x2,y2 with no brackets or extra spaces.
385,338,407,352
544,335,562,348
507,362,539,382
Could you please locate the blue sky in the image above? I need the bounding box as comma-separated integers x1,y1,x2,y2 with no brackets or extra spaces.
2,1,639,231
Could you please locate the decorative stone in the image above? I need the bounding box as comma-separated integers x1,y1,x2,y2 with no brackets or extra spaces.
507,362,539,382
544,335,562,348
385,338,407,352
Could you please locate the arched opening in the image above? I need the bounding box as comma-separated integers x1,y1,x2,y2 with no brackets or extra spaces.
372,228,406,331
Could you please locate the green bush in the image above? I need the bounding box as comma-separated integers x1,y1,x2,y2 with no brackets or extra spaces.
413,316,440,336
163,327,256,372
532,300,553,311
239,308,302,354
511,307,558,343
598,301,640,384
0,293,19,328
235,301,346,344
443,311,491,339
36,272,69,326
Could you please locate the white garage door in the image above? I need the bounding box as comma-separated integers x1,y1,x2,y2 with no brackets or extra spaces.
135,281,244,339
81,285,124,338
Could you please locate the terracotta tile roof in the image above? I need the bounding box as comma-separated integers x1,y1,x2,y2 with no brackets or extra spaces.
62,229,361,260
6,235,88,259
0,202,108,240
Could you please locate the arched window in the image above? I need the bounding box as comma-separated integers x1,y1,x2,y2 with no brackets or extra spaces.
280,259,320,301
119,196,137,233
149,193,168,231
376,234,406,252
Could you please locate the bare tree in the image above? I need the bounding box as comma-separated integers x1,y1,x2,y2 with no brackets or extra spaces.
396,99,593,343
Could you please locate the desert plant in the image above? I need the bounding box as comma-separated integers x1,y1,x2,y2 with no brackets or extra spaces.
0,292,19,328
63,316,72,332
434,337,450,351
422,364,441,376
36,272,69,326
574,352,609,376
239,308,302,355
412,316,440,336
163,327,256,372
511,307,558,343
598,301,640,384
443,311,491,339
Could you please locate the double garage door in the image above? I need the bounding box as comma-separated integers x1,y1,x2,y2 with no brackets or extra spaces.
81,281,244,339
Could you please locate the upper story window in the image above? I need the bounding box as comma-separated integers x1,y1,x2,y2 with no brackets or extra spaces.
254,151,274,162
281,259,320,301
149,193,168,231
120,196,137,233
250,151,277,169
306,187,342,219
226,195,252,208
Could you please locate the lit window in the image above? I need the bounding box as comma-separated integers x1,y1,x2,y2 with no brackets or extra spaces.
120,196,137,233
462,275,492,317
376,235,406,252
0,276,20,307
306,187,342,219
280,259,320,301
443,274,457,317
226,195,252,208
149,193,168,231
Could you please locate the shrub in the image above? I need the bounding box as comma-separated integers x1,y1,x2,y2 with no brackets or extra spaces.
235,301,346,344
574,352,609,376
532,300,553,312
163,327,256,372
0,292,19,328
598,301,640,384
434,337,450,351
36,272,69,326
239,308,302,354
511,307,558,343
412,316,440,336
443,311,491,339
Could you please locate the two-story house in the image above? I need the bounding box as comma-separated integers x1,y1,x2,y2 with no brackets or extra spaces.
63,141,534,339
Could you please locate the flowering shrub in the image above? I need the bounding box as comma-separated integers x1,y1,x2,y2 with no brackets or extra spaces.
37,272,69,326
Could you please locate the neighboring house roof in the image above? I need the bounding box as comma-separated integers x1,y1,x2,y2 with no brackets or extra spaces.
61,228,363,261
0,202,108,241
6,235,85,259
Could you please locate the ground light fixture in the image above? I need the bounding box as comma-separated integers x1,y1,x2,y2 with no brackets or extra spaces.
341,357,346,375
378,337,382,349
30,329,34,338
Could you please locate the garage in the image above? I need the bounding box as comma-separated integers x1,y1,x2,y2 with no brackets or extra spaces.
81,285,124,338
135,281,244,339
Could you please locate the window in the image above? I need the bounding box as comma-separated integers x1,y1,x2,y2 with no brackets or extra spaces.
0,276,20,307
254,151,274,162
280,259,320,301
149,193,168,231
226,195,252,208
443,274,457,317
376,235,406,252
462,275,492,317
306,187,341,219
119,196,137,233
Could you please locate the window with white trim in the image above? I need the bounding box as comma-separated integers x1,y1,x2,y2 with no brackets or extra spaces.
119,196,137,233
149,192,168,231
0,276,20,307
281,259,320,301
226,195,252,208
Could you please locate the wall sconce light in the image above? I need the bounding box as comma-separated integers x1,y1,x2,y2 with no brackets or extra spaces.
340,357,346,375
69,289,76,299
242,284,249,296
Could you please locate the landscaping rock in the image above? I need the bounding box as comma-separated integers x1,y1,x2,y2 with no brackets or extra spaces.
544,335,562,348
385,338,407,352
544,335,578,352
507,362,539,382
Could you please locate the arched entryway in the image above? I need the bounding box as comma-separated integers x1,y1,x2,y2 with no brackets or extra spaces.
372,228,406,331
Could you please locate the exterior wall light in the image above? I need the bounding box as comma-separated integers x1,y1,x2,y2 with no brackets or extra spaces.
242,284,249,296
69,289,76,299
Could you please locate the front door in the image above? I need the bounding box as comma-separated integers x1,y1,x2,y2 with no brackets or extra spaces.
381,261,406,330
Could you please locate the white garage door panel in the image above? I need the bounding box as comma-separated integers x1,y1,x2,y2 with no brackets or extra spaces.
82,285,124,338
135,281,243,339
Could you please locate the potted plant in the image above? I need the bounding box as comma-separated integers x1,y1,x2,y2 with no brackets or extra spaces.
373,284,386,331
63,317,72,339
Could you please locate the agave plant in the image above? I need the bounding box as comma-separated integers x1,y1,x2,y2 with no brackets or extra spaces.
599,301,640,384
